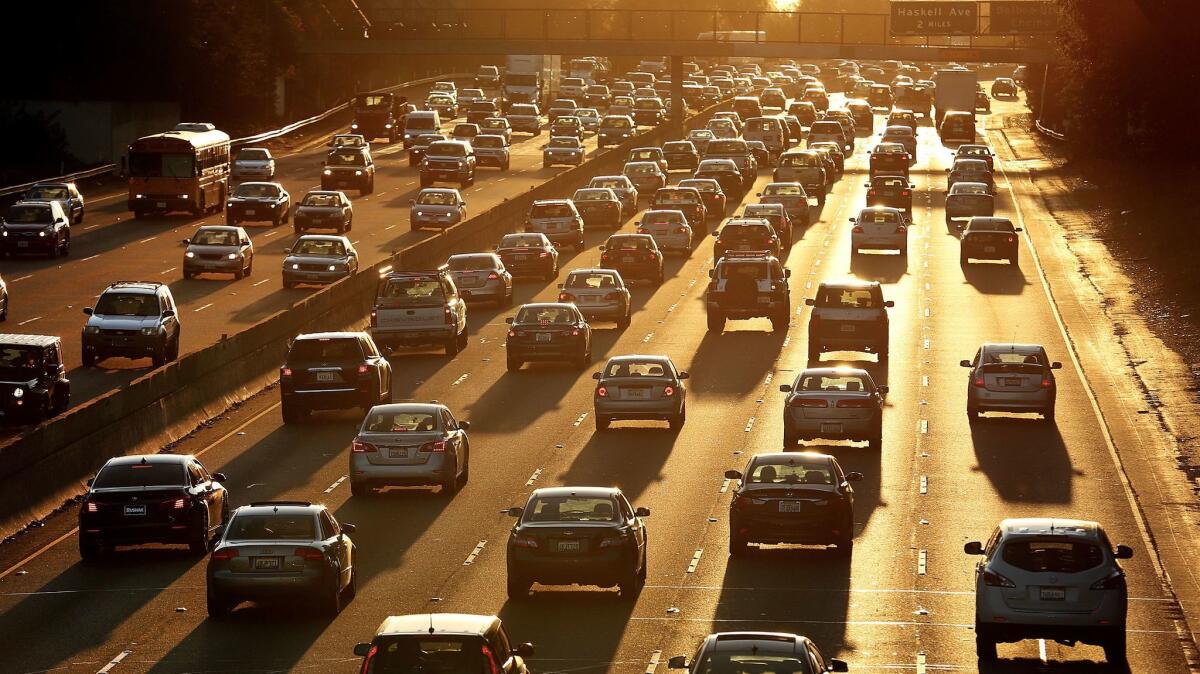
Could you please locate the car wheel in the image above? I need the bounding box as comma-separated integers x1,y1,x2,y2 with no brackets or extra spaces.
669,404,685,431
868,428,883,451
1044,404,1056,423
350,481,370,498
152,346,166,368
783,428,799,446
445,332,460,357
1008,253,1019,266
283,280,297,289
706,312,724,333
617,310,631,329
168,338,180,362
807,342,820,363
281,402,307,424
833,533,853,558
975,627,998,661
458,445,470,487
322,575,344,617
234,265,246,280
206,586,233,618
595,414,610,432
457,328,469,351
575,348,591,369
1102,633,1127,664
770,312,788,333
188,511,211,555
729,534,749,557
506,573,531,600
343,567,357,601
506,355,521,372
441,459,460,496
817,193,826,207
79,536,108,563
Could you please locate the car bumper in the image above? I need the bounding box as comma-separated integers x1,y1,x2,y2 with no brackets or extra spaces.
731,510,847,544
82,336,161,358
544,153,584,165
594,398,682,419
476,154,509,167
411,216,460,229
784,412,878,439
809,329,887,352
708,299,787,319
503,260,555,277
232,168,274,179
283,269,350,285
977,589,1126,633
457,282,507,301
322,174,369,189
1,236,58,253
509,549,631,585
282,386,372,411
351,454,452,487
508,342,586,361
603,262,659,280
509,119,540,132
228,205,282,222
422,170,472,181
129,196,193,213
852,234,907,250
208,569,327,598
369,326,455,348
651,234,690,251
969,388,1053,412
575,301,625,320
962,243,1018,260
532,230,583,246
79,519,193,545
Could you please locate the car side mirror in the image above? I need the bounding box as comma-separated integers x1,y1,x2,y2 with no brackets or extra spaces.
805,298,815,306
778,383,794,393
635,506,651,517
83,307,93,315
964,541,984,555
353,643,372,657
831,659,849,673
162,309,176,318
1014,227,1024,232
668,656,688,669
724,469,743,480
1115,544,1134,559
884,300,894,308
910,184,916,189
505,317,514,324
181,238,191,246
676,371,691,380
341,523,357,534
944,168,951,172
845,472,864,483
878,385,889,395
516,643,535,657
505,506,524,517
1050,361,1063,369
959,359,975,368
213,472,227,482
86,478,94,487
457,420,471,431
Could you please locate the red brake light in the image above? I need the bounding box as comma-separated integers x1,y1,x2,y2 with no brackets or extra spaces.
173,498,186,510
539,252,550,258
982,568,1016,587
294,547,324,561
507,330,517,338
281,367,293,377
359,644,379,674
352,439,377,453
1007,235,1015,243
597,386,608,397
212,547,239,561
901,189,911,196
1041,377,1054,389
422,440,447,453
560,292,575,302
790,398,829,408
868,190,876,196
852,226,864,234
836,399,873,408
357,364,370,375
974,377,986,387
664,386,675,396
637,227,649,234
85,501,99,513
369,310,378,327
487,272,500,280
481,644,500,674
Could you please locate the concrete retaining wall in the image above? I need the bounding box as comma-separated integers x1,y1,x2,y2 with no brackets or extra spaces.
0,103,724,541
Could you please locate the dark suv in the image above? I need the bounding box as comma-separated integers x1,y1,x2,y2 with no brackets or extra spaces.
1,200,71,258
865,175,915,214
705,252,791,333
713,218,783,261
0,334,70,422
321,146,375,195
79,454,228,561
82,282,181,368
806,280,892,363
280,332,393,423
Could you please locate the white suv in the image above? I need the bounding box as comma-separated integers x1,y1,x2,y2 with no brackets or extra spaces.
966,518,1133,664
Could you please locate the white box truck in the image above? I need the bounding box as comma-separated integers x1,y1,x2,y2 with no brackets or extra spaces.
933,69,977,124
504,55,561,110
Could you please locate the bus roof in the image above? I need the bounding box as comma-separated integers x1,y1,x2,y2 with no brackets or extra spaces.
129,127,230,152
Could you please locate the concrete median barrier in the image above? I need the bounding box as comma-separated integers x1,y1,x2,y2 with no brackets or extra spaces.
0,102,726,541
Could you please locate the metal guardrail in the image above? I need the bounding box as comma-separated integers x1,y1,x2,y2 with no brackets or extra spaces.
1034,119,1065,142
0,72,470,200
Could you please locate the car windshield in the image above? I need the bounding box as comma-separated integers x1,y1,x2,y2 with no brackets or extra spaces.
225,513,317,541
293,239,346,256
288,338,361,362
874,145,906,155
379,278,445,306
602,118,632,129
548,138,580,149
428,143,466,157
473,135,502,149
94,292,159,317
332,136,363,147
235,184,279,198
238,149,269,161
630,150,659,161
26,185,69,200
1001,539,1104,573
501,234,546,248
679,180,718,193
0,345,43,371
797,373,870,392
453,125,477,136
689,131,713,140
448,256,497,272
4,204,51,223
92,462,186,489
748,461,833,487
764,184,804,196
573,190,612,202
817,287,878,309
414,135,443,148
526,495,620,522
566,272,619,289
364,410,438,433
531,203,574,218
515,306,576,324
779,154,818,167
427,95,453,105
577,110,598,120
302,193,340,207
192,229,238,246
417,192,458,206
327,150,365,166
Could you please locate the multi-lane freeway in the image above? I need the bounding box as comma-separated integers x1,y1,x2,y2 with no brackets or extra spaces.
0,85,1193,673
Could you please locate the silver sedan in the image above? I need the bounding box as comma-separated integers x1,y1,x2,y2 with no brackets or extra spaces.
593,355,689,432
779,367,886,449
349,403,471,496
282,235,358,288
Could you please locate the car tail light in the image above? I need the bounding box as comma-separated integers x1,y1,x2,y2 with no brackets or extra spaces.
357,364,370,375
173,498,186,510
607,202,616,209
294,547,324,561
512,535,539,548
868,190,876,196
663,386,675,396
351,439,377,453
507,330,517,338
359,644,379,674
369,310,378,328
596,386,608,398
422,440,447,453
836,399,872,408
648,252,659,260
487,272,500,280
212,547,239,561
559,292,575,302
280,367,293,378
601,253,610,262
599,536,624,548
539,252,550,258
790,398,829,408
1090,569,1126,590
895,225,907,234
571,329,582,337
481,644,500,674
637,227,650,235
982,568,1016,588
901,189,911,196
975,377,986,387
1041,377,1054,389
1007,235,1015,243
85,501,99,513
604,292,621,301
444,307,454,324
852,226,864,234
676,226,688,234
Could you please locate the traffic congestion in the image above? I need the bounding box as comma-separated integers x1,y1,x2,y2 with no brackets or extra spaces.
0,53,1188,674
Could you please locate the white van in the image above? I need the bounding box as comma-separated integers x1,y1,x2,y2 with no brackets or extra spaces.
403,110,442,148
742,117,786,160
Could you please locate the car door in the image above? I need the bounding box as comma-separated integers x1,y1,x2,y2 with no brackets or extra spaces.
619,495,646,561
187,462,217,526
240,232,253,263
441,409,464,468
158,291,178,341
321,510,351,587
359,335,389,399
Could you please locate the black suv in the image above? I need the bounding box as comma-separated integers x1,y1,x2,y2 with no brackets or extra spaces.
705,252,791,333
713,218,783,261
806,280,893,363
280,332,393,423
322,146,375,195
79,454,228,561
865,175,915,214
0,334,70,422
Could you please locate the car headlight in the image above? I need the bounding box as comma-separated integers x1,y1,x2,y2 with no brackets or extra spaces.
354,170,363,176
135,194,146,199
185,251,195,258
84,326,99,335
323,169,332,175
227,252,238,260
38,230,47,237
328,265,338,271
178,194,188,199
415,211,423,216
227,201,234,208
385,123,393,129
351,123,358,129
140,327,157,336
12,388,23,399
0,230,6,237
291,263,300,270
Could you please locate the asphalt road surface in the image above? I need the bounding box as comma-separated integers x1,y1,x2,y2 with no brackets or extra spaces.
0,92,1190,673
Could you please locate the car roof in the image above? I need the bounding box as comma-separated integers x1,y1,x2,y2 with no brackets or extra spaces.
294,331,366,341
295,234,351,243
531,485,621,499
858,206,904,215
998,518,1101,539
819,278,880,289
106,454,191,467
418,187,460,195
303,190,344,197
29,181,74,189
0,334,61,348
103,282,163,294
237,181,282,188
368,402,446,415
980,343,1044,355
449,252,499,260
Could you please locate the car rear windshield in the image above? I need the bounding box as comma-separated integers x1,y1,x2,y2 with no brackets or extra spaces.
365,635,489,673
764,184,805,196
796,374,869,392
407,116,437,130
643,211,683,225
566,272,619,289
608,236,651,250
452,125,477,136
225,513,317,541
604,360,668,377
679,180,718,193
859,210,900,224
531,203,574,218
654,191,699,204
1001,539,1105,573
94,292,160,317
817,287,879,309
630,150,659,161
624,163,657,175
811,121,842,134
448,256,496,271
526,495,620,522
951,184,991,195
93,462,186,489
748,460,832,486
289,338,362,362
379,278,446,306
482,119,506,129
515,306,576,324
363,410,438,433
590,178,626,190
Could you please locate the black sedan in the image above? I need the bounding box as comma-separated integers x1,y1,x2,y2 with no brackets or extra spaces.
495,232,559,281
726,451,861,557
961,216,1022,266
599,234,664,285
505,486,649,599
226,182,290,226
505,303,592,371
865,175,915,215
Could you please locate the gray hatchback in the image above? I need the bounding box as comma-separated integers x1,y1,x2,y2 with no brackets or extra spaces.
349,403,471,497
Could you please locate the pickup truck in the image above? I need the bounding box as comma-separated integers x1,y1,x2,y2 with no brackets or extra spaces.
369,269,469,356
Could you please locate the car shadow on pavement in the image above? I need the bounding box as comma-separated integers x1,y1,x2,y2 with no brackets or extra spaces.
981,657,1129,673
498,587,636,674
556,427,679,505
144,605,331,673
850,252,908,283
689,330,787,396
962,261,1029,295
715,547,854,662
970,417,1076,503
800,441,886,535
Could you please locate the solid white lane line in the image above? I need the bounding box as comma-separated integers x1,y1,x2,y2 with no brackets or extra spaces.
97,649,132,674
687,549,703,573
921,375,929,387
463,540,487,566
323,475,348,494
451,373,470,386
139,236,156,244
918,549,928,575
11,274,33,283
193,303,213,312
161,267,177,275
17,316,41,326
525,468,543,487
81,254,100,262
919,419,928,434
645,649,663,674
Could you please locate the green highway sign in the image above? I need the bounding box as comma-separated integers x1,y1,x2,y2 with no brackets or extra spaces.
890,1,979,36
989,1,1057,34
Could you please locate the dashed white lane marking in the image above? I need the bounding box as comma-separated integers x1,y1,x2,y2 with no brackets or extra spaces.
645,649,663,674
573,411,588,427
10,274,33,282
919,419,928,434
744,416,755,433
81,254,100,262
463,540,487,566
919,475,928,495
252,278,270,286
97,650,133,674
161,267,177,275
1039,638,1048,663
193,303,213,312
451,373,470,386
17,316,41,326
921,375,929,387
720,478,731,493
923,306,930,318
782,336,790,348
139,236,156,244
643,332,654,343
918,549,928,575
922,338,930,349
525,468,543,486
263,230,279,238
687,549,703,573
323,475,348,493
916,651,927,674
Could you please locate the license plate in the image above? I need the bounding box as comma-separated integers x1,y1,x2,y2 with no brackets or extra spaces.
156,201,166,208
821,422,844,434
514,255,528,262
624,388,649,399
556,540,580,552
983,246,996,253
389,448,408,459
1039,587,1066,601
840,324,856,332
123,505,146,516
16,241,28,248
316,372,337,382
623,256,635,263
1004,377,1024,386
778,501,803,513
254,557,282,570
245,209,256,216
757,296,772,304
536,333,552,343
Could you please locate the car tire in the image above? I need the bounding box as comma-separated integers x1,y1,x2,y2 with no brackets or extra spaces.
234,265,245,280
506,574,531,600
79,536,107,563
617,310,631,329
595,414,610,432
281,402,307,424
817,193,826,207
206,586,233,618
576,348,591,369
1102,633,1127,664
1044,404,1056,423
729,534,749,557
458,445,470,487
1008,253,1019,266
152,346,166,368
441,460,460,496
188,512,211,555
808,342,820,363
669,404,685,432
833,532,854,558
445,332,460,357
655,270,664,286
783,428,799,446
868,427,883,451
456,328,469,352
619,565,643,598
770,312,788,333
707,312,724,333
322,575,344,617
350,481,370,498
506,356,521,372
975,628,998,661
343,567,357,602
